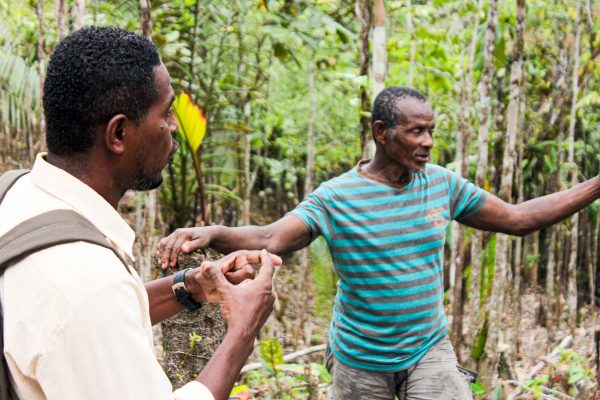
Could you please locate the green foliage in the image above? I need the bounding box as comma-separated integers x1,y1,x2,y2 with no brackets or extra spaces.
0,24,41,156
470,380,485,397
523,375,549,398
470,318,488,360
559,348,594,387
516,348,595,398
481,234,496,303
260,337,285,374
230,384,250,396
243,337,330,399
188,331,202,350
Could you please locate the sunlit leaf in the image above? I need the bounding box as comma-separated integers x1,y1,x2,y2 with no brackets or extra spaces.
260,338,284,372
470,380,485,395
230,384,250,396
173,92,207,155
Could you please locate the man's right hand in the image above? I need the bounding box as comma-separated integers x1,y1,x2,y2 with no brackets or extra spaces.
194,249,278,400
199,249,277,337
157,227,215,269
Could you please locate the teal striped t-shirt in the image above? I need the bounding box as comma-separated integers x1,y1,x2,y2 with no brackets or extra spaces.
290,163,489,371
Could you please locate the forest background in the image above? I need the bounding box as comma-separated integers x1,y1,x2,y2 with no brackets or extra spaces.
1,0,600,399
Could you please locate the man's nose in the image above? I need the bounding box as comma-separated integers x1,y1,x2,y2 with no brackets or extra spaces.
169,115,178,134
422,132,434,148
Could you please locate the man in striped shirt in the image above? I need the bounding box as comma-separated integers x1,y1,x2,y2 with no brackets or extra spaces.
159,86,600,399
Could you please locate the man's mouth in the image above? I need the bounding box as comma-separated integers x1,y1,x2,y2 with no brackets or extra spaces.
414,153,430,162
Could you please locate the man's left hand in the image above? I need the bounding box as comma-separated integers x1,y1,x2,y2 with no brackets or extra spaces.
186,250,282,303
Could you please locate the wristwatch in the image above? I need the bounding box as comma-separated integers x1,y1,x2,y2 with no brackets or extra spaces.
172,268,203,311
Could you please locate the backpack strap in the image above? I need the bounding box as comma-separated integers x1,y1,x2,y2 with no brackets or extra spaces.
0,170,29,204
0,170,132,272
0,209,131,272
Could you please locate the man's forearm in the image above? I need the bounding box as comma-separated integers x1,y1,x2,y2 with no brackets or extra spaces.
209,225,277,254
196,329,255,400
513,176,600,235
145,275,183,325
208,216,312,255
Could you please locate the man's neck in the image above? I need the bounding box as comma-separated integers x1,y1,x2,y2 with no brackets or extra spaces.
360,153,413,188
46,152,122,209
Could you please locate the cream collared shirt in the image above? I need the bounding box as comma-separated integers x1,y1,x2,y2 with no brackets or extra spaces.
0,154,214,400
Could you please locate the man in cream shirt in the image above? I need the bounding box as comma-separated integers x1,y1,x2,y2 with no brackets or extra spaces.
0,27,278,400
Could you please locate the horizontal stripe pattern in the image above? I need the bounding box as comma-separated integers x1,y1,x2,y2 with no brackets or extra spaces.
290,163,488,370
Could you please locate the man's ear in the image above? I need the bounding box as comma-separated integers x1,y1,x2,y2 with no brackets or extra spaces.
105,114,129,154
372,120,388,145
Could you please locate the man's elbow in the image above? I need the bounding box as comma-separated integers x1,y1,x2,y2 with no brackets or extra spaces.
502,214,536,237
259,226,287,254
497,210,531,236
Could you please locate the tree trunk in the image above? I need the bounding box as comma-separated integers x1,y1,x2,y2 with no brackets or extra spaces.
450,222,465,350
450,2,479,350
485,0,525,377
407,0,416,86
305,59,317,200
514,82,527,290
355,0,372,158
139,0,152,39
512,72,527,353
75,0,85,30
566,4,581,332
37,0,46,153
297,56,318,346
469,0,497,357
372,0,386,99
545,226,558,326
56,0,66,40
591,216,599,308
584,214,594,307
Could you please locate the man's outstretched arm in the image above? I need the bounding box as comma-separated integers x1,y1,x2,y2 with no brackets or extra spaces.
462,175,600,236
157,214,312,268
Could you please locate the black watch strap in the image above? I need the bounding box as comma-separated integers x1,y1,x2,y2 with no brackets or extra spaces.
172,268,202,311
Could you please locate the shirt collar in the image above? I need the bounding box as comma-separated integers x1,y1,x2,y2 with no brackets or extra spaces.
30,153,136,259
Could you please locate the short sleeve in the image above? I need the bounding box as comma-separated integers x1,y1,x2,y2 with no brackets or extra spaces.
446,170,489,221
288,187,329,241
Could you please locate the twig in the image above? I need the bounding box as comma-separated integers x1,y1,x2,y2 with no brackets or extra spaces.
240,344,327,374
505,380,573,400
507,335,573,400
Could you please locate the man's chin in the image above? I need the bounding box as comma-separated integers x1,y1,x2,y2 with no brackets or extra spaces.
412,162,428,171
130,175,163,191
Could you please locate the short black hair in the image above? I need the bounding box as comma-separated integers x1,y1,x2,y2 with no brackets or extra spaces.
44,26,161,155
371,86,428,130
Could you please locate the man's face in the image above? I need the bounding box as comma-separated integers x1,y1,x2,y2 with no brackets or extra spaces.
383,97,434,171
128,63,178,191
